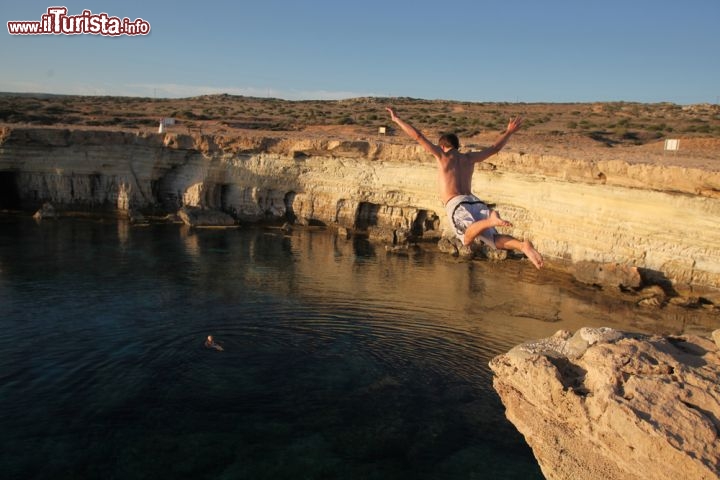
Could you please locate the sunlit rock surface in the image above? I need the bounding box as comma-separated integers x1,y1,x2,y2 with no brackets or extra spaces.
177,206,235,227
489,328,720,480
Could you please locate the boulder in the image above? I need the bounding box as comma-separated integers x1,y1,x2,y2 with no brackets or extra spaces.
489,328,720,480
437,237,459,256
367,226,396,243
572,261,642,289
177,206,235,227
636,285,667,307
475,242,509,262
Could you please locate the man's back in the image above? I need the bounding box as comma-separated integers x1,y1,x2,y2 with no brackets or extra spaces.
438,150,475,205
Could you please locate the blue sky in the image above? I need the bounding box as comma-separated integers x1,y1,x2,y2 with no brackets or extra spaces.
2,0,719,104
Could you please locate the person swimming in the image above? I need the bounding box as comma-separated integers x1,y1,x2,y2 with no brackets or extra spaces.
204,335,224,351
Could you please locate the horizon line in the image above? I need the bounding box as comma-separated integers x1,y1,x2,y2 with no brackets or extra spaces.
0,89,715,107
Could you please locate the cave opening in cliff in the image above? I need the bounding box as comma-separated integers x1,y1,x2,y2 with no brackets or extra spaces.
283,192,297,223
0,171,21,210
412,210,440,237
355,202,379,229
218,184,230,212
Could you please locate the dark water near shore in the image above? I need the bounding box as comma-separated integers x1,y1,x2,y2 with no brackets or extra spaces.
0,217,713,479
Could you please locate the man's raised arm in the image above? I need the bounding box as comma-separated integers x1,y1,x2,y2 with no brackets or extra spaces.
468,116,523,163
386,107,442,158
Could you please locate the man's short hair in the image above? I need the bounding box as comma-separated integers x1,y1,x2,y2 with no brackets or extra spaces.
439,133,459,150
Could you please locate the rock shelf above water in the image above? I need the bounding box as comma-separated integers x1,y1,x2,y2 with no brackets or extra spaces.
489,328,720,480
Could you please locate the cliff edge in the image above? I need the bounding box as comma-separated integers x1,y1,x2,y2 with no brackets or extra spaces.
1,125,720,291
489,328,720,480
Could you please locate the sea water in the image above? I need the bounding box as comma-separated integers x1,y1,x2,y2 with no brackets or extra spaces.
0,217,705,479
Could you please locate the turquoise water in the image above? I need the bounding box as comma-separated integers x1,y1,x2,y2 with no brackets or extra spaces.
0,217,704,479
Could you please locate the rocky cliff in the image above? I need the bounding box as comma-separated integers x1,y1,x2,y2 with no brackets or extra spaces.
489,328,720,480
1,126,720,289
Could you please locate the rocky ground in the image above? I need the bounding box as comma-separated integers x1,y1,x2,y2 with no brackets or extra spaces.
1,93,719,170
490,327,720,480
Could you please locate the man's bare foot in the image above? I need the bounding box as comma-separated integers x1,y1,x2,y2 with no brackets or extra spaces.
489,210,513,228
521,240,544,269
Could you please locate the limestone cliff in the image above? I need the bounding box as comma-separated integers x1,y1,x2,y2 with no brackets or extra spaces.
1,126,720,289
489,328,720,480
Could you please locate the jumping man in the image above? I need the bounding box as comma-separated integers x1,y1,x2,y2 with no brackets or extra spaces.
386,107,543,269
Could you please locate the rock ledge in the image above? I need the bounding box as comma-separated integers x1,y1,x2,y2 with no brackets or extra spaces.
490,328,720,480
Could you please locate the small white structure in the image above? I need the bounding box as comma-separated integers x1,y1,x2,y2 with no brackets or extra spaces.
664,138,680,154
158,117,176,133
378,126,387,135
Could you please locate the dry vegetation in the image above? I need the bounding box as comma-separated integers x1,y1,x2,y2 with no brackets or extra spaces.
1,92,719,166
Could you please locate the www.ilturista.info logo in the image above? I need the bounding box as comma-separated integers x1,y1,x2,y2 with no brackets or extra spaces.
7,7,150,36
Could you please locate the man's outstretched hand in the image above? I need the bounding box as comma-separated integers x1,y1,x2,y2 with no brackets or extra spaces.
506,116,523,134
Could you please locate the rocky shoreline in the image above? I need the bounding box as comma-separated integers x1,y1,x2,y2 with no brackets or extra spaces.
1,125,719,295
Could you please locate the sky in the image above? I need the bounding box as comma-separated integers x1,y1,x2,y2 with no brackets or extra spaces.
1,0,719,104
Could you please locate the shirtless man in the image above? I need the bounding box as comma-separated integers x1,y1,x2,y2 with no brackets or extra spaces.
386,107,543,269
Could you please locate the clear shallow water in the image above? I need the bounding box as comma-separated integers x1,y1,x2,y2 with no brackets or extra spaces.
0,217,710,479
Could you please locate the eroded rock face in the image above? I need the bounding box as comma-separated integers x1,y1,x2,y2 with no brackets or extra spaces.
1,126,720,287
489,328,720,480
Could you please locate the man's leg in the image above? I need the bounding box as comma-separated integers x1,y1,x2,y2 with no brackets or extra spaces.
495,234,544,269
462,210,511,246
